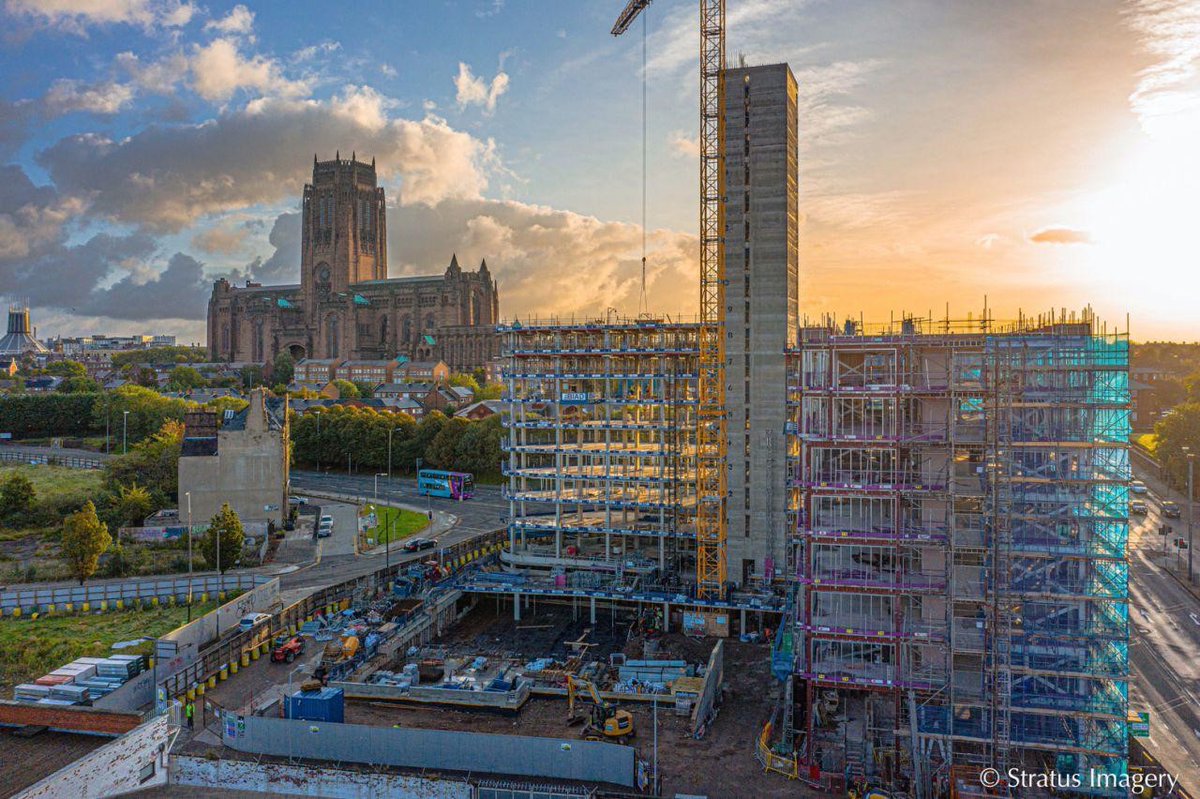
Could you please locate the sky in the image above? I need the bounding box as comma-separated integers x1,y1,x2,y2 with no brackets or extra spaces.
0,0,1196,343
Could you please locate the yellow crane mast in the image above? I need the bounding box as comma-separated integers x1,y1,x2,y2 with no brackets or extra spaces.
612,0,728,600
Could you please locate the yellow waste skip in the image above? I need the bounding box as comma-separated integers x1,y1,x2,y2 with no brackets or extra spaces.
251,646,260,661
230,660,239,675
207,675,216,689
196,682,205,697
241,651,250,667
219,665,229,681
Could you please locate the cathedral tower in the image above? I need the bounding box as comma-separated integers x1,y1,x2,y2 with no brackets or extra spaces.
301,152,388,298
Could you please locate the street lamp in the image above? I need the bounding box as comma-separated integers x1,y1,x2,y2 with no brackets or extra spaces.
387,426,395,481
415,457,431,519
186,492,194,622
313,410,322,472
1187,448,1196,585
122,410,129,454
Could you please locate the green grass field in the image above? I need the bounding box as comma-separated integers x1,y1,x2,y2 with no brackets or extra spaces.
0,464,103,509
0,600,220,694
363,505,429,545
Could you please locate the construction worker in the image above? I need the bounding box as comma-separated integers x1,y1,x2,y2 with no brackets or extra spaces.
184,700,194,730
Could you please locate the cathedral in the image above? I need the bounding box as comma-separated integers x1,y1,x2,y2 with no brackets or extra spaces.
206,154,499,372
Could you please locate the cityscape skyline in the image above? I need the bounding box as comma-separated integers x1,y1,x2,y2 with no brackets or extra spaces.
0,0,1195,341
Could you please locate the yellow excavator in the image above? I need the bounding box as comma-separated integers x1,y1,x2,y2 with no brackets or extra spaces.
566,675,635,743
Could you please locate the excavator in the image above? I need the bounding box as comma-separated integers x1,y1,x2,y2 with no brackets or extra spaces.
566,675,636,744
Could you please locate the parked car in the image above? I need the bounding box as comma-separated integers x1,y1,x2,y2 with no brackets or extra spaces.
403,537,437,552
1131,480,1148,494
238,612,272,632
288,496,308,506
1130,500,1148,515
1162,501,1182,519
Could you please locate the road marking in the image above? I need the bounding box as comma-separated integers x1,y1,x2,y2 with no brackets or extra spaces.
1192,613,1200,627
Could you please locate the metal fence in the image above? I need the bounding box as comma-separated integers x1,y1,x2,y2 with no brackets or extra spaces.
159,529,506,699
0,574,270,613
0,449,105,469
222,714,636,788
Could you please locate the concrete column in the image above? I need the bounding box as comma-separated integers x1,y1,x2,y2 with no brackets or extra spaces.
662,601,670,633
741,608,747,634
590,596,597,624
514,592,521,621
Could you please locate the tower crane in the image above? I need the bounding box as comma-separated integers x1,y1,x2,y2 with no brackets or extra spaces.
612,0,728,600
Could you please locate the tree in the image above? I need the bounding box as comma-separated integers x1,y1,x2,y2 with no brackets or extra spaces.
477,383,503,400
0,472,36,522
272,352,295,385
46,360,87,378
134,366,159,388
198,503,244,572
107,484,153,528
455,414,503,475
104,420,184,504
57,375,101,393
1156,402,1200,499
427,417,469,469
240,365,265,390
94,384,190,446
448,372,481,395
331,379,360,399
352,380,376,399
60,501,112,585
166,365,206,391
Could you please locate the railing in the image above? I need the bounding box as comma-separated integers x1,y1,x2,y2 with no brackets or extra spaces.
0,449,105,469
159,529,505,699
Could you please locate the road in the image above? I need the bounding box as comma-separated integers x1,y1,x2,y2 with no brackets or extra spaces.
1128,455,1200,793
280,470,508,591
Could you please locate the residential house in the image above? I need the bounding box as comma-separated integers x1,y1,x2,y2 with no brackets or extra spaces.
398,360,450,384
333,359,399,385
294,358,343,383
455,399,503,420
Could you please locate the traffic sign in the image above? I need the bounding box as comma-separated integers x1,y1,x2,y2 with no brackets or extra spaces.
1130,711,1150,738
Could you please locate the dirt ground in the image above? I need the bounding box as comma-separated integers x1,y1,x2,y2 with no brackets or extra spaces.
188,600,823,797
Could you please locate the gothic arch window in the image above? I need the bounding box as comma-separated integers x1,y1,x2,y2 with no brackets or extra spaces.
472,292,482,326
315,262,331,291
425,313,435,331
325,314,340,359
253,321,264,362
402,315,412,343
380,316,389,345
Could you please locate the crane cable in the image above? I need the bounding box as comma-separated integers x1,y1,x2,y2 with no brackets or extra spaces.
640,8,649,317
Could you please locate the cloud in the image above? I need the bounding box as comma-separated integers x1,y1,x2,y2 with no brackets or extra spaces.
293,41,341,63
4,0,196,34
668,131,699,159
475,0,504,19
386,198,698,319
191,221,249,255
0,165,83,261
116,50,191,94
454,63,510,114
86,251,210,320
1028,226,1091,245
246,211,300,283
204,3,253,35
1125,0,1200,139
43,78,135,116
191,38,311,103
37,93,503,231
380,63,398,78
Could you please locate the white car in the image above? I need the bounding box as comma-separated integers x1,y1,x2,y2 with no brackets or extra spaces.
1131,480,1148,494
238,612,272,632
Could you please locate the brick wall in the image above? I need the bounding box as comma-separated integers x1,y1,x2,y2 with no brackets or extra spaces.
0,700,142,735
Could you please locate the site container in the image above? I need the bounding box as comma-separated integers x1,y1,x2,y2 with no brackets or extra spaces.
286,686,345,723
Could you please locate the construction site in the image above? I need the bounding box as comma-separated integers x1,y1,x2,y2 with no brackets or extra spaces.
463,1,1134,796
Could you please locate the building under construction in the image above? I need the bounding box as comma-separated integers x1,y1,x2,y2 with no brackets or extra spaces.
481,5,1130,793
488,311,1131,795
